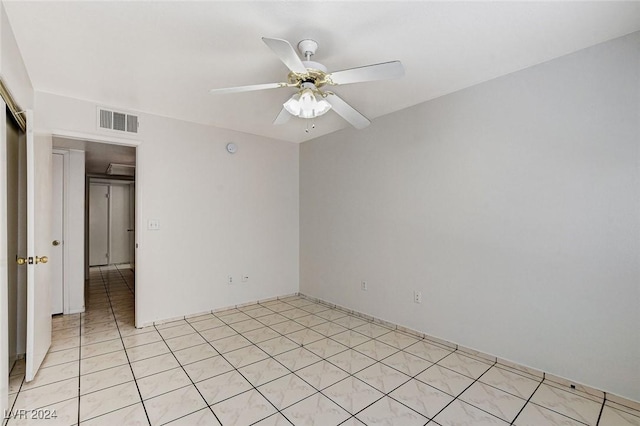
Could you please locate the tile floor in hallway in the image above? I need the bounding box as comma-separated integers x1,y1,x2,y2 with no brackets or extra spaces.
5,265,640,426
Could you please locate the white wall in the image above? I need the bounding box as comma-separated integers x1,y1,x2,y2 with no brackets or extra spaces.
300,32,640,401
35,92,300,326
0,4,33,110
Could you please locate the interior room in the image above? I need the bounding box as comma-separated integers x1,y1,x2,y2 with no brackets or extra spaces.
0,2,638,426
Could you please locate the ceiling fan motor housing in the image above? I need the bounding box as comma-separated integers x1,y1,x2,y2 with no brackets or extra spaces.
288,62,329,88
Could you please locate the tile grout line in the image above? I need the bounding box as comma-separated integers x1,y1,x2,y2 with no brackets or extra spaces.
181,313,293,424
595,393,607,426
151,323,225,425
414,354,500,425
369,346,464,423
3,374,25,426
300,328,439,422
195,297,363,421
92,265,152,426
251,299,422,422
212,301,349,421
114,264,135,296
522,400,593,426
521,379,604,426
509,377,544,425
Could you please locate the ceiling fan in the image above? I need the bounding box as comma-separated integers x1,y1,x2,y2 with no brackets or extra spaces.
209,37,405,130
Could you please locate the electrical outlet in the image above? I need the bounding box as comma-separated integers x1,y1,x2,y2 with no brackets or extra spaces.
242,274,249,282
413,291,422,304
361,281,368,291
227,275,233,284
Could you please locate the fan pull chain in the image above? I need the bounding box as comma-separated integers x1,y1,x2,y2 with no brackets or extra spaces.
304,119,316,134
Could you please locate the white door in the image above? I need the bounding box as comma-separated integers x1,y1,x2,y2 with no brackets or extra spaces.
25,110,53,381
89,184,109,266
51,153,64,314
110,184,130,264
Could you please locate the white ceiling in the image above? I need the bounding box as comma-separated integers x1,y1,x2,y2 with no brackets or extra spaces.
5,1,640,143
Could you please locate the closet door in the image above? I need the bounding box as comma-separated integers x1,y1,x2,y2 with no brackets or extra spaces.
89,184,109,266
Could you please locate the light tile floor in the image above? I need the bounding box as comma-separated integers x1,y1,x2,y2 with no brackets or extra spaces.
5,265,640,425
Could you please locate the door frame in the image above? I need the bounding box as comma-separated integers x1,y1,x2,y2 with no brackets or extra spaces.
51,130,142,326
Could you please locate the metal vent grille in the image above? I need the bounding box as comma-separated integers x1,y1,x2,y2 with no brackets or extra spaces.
113,112,126,131
126,114,138,133
97,107,139,134
99,109,112,129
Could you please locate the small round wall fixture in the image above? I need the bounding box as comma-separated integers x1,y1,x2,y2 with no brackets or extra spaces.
226,142,238,154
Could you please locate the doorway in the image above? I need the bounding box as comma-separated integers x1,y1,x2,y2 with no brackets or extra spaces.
50,136,137,321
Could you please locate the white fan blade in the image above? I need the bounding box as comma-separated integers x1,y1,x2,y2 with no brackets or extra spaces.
273,107,291,125
325,93,371,129
328,61,404,85
209,82,289,95
262,37,308,74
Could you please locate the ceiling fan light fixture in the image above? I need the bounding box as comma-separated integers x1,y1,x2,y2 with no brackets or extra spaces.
283,88,332,119
283,93,302,116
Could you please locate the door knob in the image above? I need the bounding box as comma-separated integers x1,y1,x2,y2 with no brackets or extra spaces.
52,240,61,246
35,256,48,264
16,256,28,265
